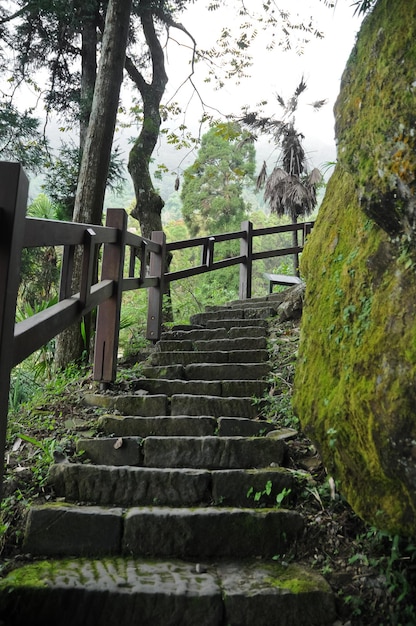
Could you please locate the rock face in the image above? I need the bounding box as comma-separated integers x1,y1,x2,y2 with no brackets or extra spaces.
293,0,416,535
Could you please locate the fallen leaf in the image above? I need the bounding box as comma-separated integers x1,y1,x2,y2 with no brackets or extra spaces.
114,437,124,450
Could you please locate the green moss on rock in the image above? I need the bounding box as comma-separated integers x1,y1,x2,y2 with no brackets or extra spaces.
335,0,416,240
294,163,416,535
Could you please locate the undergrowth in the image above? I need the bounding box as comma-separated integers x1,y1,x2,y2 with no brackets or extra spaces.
257,317,416,625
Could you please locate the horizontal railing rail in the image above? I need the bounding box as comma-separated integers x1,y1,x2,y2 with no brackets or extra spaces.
0,161,314,490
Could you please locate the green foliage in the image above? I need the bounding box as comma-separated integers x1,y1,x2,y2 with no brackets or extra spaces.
44,142,125,221
0,102,49,172
343,526,416,622
180,123,255,237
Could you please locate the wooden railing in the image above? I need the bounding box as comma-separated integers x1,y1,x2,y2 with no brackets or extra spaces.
0,162,313,486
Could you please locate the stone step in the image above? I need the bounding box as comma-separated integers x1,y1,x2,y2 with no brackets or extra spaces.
84,393,168,416
207,300,279,312
161,326,268,341
0,558,336,626
184,362,270,380
76,436,286,469
161,327,229,341
49,463,305,508
156,337,267,352
205,318,269,330
190,307,276,325
141,362,271,381
22,504,304,559
129,377,268,398
98,414,276,438
148,349,269,366
170,394,257,418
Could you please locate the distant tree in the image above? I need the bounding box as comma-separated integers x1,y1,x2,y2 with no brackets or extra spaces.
0,102,48,172
180,123,256,237
19,195,60,311
239,77,323,273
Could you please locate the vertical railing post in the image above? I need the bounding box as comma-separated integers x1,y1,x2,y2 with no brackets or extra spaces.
94,209,127,385
239,220,253,300
146,231,166,342
0,163,29,492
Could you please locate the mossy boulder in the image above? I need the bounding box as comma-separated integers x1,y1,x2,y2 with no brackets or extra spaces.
293,0,416,535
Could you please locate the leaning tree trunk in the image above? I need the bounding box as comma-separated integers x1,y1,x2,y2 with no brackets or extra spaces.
54,0,132,370
126,8,173,322
126,9,168,239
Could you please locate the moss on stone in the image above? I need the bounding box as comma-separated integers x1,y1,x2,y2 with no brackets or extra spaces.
335,0,416,240
294,163,416,534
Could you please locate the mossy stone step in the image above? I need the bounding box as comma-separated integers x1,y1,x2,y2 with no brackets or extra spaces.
0,558,336,626
49,463,305,508
161,327,228,341
130,377,268,398
149,349,269,366
76,435,286,469
156,336,267,352
23,504,304,559
205,318,269,330
161,326,268,341
141,359,271,380
184,362,270,380
84,393,168,416
190,307,276,325
98,414,276,438
170,394,257,418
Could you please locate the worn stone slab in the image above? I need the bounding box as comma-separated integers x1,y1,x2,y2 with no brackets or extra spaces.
77,437,143,466
228,326,268,338
84,394,168,416
140,365,185,380
156,340,194,352
0,558,224,626
185,363,270,381
149,351,229,366
221,379,268,397
227,349,269,363
161,328,228,341
211,467,302,507
99,415,217,437
131,378,222,396
142,436,286,469
217,417,276,437
149,350,269,366
219,561,336,626
171,394,257,418
123,507,304,558
49,464,212,507
0,558,335,626
23,504,123,556
191,307,276,325
194,337,267,351
205,319,268,330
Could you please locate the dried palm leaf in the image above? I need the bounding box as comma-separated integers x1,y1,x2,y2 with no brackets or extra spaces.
256,161,268,190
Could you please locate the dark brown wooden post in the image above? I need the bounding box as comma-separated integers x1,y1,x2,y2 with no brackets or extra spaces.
0,163,29,492
146,231,166,342
94,209,127,384
239,220,253,300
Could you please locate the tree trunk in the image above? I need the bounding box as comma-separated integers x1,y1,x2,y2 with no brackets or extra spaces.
292,216,299,277
79,5,98,152
126,9,168,239
54,0,132,370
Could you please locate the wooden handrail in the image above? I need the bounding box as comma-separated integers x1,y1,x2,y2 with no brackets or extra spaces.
0,161,314,491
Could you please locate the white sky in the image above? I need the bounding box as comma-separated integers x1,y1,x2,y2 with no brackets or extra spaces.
152,0,364,174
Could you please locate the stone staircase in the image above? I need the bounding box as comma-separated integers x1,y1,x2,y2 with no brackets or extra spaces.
0,290,336,626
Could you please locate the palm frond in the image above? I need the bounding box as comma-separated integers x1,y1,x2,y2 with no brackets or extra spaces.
295,76,307,98
308,99,328,111
256,161,268,190
307,168,322,186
